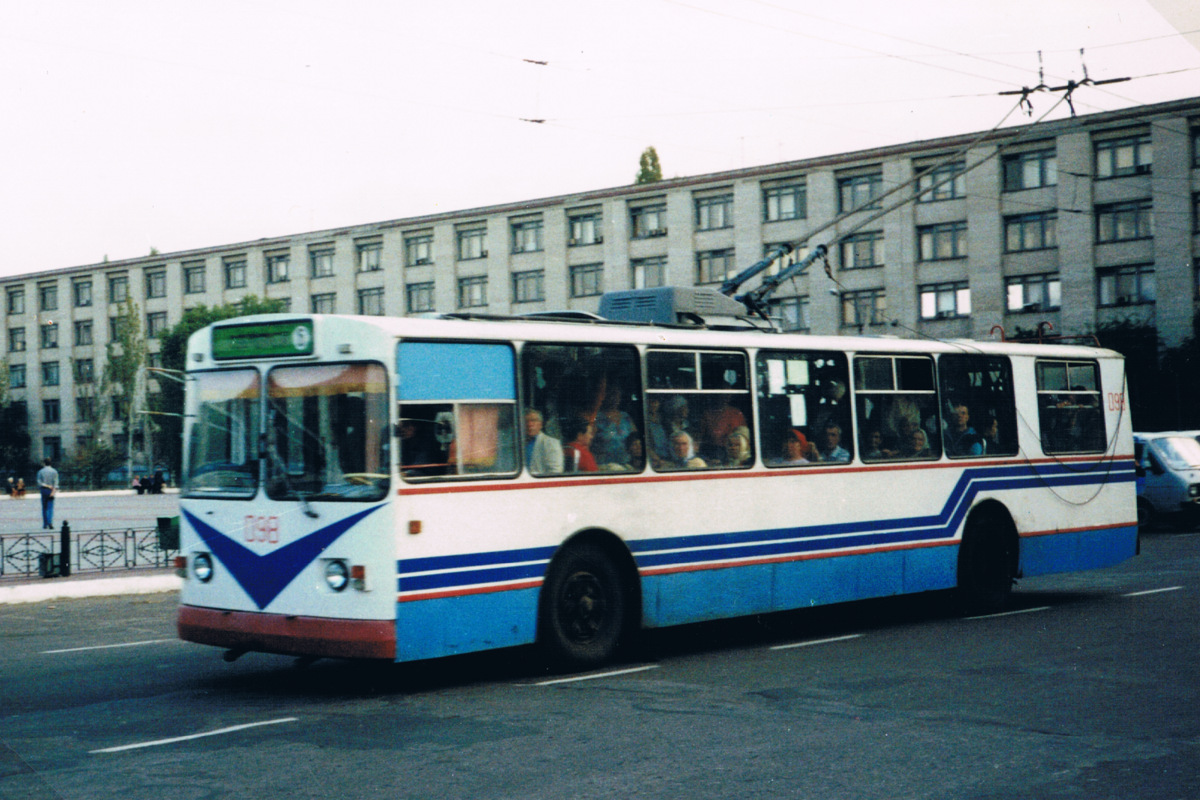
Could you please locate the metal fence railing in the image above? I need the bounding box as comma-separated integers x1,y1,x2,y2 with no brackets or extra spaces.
0,522,178,580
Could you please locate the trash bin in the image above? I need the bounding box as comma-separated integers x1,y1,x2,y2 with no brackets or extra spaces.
38,553,61,578
157,516,180,551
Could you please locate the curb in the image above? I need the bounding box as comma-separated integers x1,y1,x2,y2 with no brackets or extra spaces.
0,574,181,606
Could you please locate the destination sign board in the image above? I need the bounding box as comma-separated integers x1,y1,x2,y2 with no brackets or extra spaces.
212,320,314,360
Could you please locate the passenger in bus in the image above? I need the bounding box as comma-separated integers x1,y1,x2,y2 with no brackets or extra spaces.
862,429,886,460
592,384,638,468
769,429,815,466
899,428,933,459
943,402,985,456
524,409,564,475
665,431,706,470
980,414,1000,454
815,421,851,462
720,426,753,468
649,395,690,466
624,432,645,470
698,399,746,462
562,416,599,472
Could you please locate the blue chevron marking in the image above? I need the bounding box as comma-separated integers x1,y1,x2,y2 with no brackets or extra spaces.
182,504,385,610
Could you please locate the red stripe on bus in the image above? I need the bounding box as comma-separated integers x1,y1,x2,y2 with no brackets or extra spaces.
177,605,396,660
1019,520,1137,538
397,578,543,603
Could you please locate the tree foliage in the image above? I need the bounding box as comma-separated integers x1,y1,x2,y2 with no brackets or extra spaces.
0,401,32,477
103,297,148,477
635,146,663,184
155,296,288,479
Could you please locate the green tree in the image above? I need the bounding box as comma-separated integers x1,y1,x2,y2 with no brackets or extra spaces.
104,297,149,481
635,146,663,184
0,394,32,478
155,296,288,479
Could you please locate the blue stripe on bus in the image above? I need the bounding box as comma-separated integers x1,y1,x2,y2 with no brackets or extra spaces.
396,460,1136,594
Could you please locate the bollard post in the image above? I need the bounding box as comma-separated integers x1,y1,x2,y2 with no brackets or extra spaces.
60,521,71,577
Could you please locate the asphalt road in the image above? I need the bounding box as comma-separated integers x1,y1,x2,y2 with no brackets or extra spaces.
1,529,1197,800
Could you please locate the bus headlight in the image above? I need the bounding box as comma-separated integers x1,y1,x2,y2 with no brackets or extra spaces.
193,552,214,583
325,560,350,592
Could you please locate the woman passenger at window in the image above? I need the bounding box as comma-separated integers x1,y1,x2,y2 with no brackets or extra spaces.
563,416,599,473
665,431,706,470
592,383,638,468
770,429,816,466
720,426,753,468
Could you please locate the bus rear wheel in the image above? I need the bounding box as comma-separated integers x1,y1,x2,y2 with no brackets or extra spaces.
957,510,1016,615
541,544,628,670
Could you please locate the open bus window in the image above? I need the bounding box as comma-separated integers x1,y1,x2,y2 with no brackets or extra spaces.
854,355,940,462
937,355,1018,458
397,341,519,481
648,350,753,470
184,369,261,498
265,362,389,501
756,350,851,466
1036,360,1106,454
521,344,643,475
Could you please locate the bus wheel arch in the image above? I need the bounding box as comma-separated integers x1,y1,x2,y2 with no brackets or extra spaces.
956,500,1018,615
538,529,641,669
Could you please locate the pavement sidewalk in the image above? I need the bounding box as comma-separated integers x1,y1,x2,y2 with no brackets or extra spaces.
0,568,181,605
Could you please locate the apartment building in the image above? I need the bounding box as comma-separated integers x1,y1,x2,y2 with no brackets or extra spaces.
3,95,1199,464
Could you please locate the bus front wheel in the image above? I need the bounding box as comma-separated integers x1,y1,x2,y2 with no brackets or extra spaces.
541,544,628,669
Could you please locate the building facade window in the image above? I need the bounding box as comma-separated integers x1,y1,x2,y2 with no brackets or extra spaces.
1095,134,1152,178
696,249,735,284
9,327,26,352
840,231,884,269
357,240,382,272
72,279,92,308
457,276,488,308
265,252,290,283
841,288,887,327
41,361,59,386
40,323,58,349
630,203,667,238
224,257,247,289
77,396,96,424
357,287,385,316
1095,199,1152,243
145,269,167,298
405,233,433,266
38,283,57,312
7,287,24,315
43,436,62,462
1193,127,1200,168
310,247,335,278
1006,273,1061,313
1098,264,1155,307
457,227,487,260
108,274,129,303
184,263,206,294
1002,148,1057,191
570,263,604,297
763,181,806,222
147,311,167,338
568,212,603,246
311,293,337,314
1004,211,1057,252
512,270,545,303
74,358,95,384
838,172,883,212
9,363,25,389
919,282,971,319
917,221,967,261
406,282,435,313
695,194,733,230
916,162,965,202
43,399,60,424
511,218,544,253
769,295,809,331
631,257,666,289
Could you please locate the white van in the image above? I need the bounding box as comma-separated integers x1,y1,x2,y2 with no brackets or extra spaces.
1134,431,1200,529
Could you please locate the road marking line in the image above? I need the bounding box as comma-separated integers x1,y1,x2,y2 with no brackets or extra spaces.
42,638,177,655
1124,586,1183,597
965,605,1052,620
90,718,299,754
770,633,863,651
531,665,659,686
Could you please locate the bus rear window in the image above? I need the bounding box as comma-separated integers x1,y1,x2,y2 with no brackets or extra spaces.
1036,360,1106,454
184,369,261,498
266,362,390,501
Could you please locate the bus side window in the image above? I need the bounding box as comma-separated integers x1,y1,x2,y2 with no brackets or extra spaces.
1036,360,1106,454
854,355,939,461
937,354,1018,458
756,350,851,466
648,350,754,471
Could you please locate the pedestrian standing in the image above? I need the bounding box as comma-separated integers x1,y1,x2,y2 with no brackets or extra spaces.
37,457,59,530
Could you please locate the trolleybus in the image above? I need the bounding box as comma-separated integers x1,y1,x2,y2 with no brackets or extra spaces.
176,290,1138,667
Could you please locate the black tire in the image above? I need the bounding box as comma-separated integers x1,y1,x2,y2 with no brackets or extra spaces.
540,544,628,669
1136,498,1154,531
957,511,1015,615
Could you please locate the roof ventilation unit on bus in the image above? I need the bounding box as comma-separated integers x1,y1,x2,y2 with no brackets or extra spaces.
598,287,754,326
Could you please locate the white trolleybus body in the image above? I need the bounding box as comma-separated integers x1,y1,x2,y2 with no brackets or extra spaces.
177,292,1138,666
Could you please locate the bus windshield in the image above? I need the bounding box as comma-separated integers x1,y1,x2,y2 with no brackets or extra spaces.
266,362,390,502
183,369,261,498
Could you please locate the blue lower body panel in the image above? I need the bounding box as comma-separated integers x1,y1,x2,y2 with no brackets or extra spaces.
395,587,540,662
1019,525,1138,578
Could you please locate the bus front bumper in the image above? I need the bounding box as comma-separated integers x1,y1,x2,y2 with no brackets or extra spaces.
178,605,396,660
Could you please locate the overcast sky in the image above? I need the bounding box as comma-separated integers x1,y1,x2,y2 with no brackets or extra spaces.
2,0,1198,279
